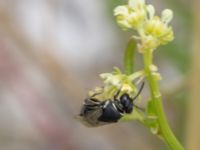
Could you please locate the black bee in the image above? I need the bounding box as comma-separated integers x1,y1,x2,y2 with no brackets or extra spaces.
78,82,144,127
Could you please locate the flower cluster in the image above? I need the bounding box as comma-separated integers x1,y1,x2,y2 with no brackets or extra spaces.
114,0,174,52
89,68,145,100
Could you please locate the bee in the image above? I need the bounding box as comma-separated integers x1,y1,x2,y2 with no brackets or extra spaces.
78,82,144,127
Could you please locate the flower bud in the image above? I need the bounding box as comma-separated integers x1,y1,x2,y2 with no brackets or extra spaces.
128,0,145,9
161,9,173,24
147,5,155,20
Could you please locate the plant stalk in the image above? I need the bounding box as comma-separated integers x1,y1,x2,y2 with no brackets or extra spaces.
143,50,184,150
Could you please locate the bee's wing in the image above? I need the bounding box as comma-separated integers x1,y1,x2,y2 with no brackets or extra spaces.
77,106,109,127
85,107,103,121
77,99,110,127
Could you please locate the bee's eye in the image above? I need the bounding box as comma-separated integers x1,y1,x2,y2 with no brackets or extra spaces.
120,94,130,106
120,94,133,113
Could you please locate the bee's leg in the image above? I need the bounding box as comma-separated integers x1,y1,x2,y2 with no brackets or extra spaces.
84,97,106,107
90,86,105,98
90,92,102,98
84,98,101,105
89,98,101,102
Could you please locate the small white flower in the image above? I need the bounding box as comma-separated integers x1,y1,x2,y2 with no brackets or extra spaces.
117,19,132,29
128,11,145,29
114,6,129,16
146,5,155,20
152,72,162,80
150,64,158,72
98,68,144,98
114,6,132,29
139,35,159,52
161,9,173,24
114,0,147,30
114,0,174,51
128,0,145,9
144,16,174,46
100,73,118,85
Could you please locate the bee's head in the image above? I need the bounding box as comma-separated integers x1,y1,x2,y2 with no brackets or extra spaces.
119,93,133,113
119,82,144,113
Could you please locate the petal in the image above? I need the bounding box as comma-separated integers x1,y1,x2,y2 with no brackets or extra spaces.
117,20,132,29
146,5,155,19
128,0,145,8
114,5,129,16
161,9,173,24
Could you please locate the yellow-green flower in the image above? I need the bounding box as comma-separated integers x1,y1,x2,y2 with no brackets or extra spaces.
114,5,132,29
89,68,145,100
144,14,174,45
114,0,146,30
114,0,174,51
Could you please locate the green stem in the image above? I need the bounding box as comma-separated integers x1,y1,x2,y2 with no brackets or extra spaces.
124,38,137,75
143,50,184,150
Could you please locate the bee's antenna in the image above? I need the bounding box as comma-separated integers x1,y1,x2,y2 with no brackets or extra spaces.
132,82,145,101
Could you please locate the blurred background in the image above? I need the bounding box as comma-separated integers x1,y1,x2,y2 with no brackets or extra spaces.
0,0,198,150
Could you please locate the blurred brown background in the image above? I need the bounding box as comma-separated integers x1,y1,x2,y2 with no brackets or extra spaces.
0,0,198,150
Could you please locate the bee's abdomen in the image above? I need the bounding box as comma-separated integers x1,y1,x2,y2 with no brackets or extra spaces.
98,101,122,122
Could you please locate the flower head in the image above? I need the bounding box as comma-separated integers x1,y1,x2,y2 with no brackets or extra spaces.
114,0,174,52
89,68,145,100
114,0,146,30
144,10,174,45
